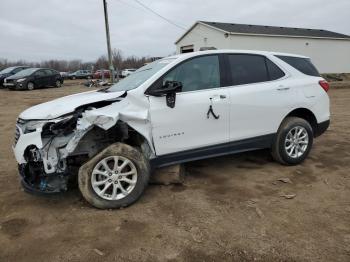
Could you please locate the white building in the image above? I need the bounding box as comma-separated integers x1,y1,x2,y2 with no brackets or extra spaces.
175,21,350,73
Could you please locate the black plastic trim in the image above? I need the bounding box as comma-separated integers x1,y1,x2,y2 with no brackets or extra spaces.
315,120,330,137
150,134,275,168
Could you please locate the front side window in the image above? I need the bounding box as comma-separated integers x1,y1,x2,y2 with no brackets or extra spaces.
44,69,52,75
162,55,220,92
35,70,46,77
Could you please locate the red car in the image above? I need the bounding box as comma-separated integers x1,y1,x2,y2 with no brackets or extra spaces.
93,70,110,79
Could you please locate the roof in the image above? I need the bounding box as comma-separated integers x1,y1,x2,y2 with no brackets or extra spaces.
175,21,350,44
167,49,308,61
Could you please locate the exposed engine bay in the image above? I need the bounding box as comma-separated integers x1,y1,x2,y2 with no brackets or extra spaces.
13,90,154,193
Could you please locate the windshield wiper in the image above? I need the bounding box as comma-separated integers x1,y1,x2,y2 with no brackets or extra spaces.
98,87,111,93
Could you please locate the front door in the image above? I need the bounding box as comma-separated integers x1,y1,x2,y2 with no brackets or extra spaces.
149,55,230,156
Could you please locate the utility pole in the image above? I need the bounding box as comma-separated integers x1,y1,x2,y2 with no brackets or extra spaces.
103,0,115,83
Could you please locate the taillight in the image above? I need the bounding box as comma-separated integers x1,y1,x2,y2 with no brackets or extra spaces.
319,80,330,92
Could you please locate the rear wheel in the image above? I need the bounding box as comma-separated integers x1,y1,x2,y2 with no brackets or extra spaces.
55,80,62,88
271,117,313,165
78,143,150,209
27,82,35,91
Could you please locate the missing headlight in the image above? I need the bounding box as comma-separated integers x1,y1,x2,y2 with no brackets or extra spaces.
50,115,78,135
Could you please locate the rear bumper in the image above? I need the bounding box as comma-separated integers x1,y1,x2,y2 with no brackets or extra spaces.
315,120,330,137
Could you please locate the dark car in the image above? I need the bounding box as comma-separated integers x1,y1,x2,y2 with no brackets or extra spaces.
0,66,29,87
4,68,63,90
69,70,92,80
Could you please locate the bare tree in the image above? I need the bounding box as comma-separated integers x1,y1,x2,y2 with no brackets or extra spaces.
0,48,161,72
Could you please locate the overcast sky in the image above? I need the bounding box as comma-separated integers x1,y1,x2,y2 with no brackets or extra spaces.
0,0,349,62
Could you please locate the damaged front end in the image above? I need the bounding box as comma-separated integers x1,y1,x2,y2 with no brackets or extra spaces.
15,114,85,193
13,91,154,194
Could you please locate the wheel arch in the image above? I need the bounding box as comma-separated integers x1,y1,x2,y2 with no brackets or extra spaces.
284,108,318,136
71,121,154,160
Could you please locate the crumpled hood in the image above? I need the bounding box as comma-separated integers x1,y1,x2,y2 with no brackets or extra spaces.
19,90,125,120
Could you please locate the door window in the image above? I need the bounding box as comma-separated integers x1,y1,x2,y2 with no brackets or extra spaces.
228,54,269,85
276,55,320,76
44,69,52,76
35,70,46,77
266,59,285,80
163,55,220,92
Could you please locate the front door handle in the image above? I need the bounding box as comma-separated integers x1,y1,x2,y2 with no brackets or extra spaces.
210,94,227,101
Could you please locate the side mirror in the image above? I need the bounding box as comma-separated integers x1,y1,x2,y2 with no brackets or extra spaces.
147,81,182,108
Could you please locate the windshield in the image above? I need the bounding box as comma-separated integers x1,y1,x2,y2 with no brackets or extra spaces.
107,58,175,92
14,68,38,77
0,67,16,74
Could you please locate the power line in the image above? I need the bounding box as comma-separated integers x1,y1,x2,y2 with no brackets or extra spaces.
114,0,148,13
131,0,188,31
113,0,209,42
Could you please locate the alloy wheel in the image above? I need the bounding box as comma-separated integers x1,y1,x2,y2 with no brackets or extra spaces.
91,156,138,200
27,82,34,90
284,126,309,158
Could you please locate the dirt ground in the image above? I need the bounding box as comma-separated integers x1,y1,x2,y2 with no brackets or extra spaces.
0,82,349,262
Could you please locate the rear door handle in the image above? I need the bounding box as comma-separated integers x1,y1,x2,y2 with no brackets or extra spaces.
277,86,290,91
220,94,227,99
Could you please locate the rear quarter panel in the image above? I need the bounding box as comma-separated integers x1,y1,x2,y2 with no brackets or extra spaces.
293,77,330,123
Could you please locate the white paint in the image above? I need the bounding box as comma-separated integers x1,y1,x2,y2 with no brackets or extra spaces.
149,88,230,155
13,50,330,176
175,23,350,73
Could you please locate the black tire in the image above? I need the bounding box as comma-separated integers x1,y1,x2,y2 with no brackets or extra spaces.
27,82,35,91
271,117,313,165
72,76,76,80
78,143,150,209
55,80,62,88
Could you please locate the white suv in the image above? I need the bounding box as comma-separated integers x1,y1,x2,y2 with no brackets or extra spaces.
13,50,330,209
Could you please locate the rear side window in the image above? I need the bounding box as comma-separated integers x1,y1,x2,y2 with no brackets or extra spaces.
276,55,320,76
228,54,284,85
266,59,285,80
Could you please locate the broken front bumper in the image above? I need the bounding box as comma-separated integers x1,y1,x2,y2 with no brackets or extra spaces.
13,118,81,194
18,164,69,194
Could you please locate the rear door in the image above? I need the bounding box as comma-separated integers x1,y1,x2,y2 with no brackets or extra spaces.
149,54,230,156
33,70,48,87
226,54,296,142
44,69,55,86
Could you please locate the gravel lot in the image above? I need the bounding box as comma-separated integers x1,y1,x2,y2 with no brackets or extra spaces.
0,82,349,262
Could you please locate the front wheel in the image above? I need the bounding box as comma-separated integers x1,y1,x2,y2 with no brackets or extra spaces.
78,143,150,209
271,117,313,165
55,80,62,88
27,82,35,90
